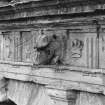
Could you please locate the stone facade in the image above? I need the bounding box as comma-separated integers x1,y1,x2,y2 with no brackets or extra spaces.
0,0,105,105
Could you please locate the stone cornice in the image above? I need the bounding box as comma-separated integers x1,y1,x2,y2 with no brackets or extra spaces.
0,1,105,30
0,0,105,20
0,60,104,95
0,12,104,30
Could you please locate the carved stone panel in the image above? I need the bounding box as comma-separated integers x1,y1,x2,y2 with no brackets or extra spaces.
31,29,98,67
21,31,33,63
3,32,14,61
0,33,3,60
75,92,105,105
14,32,22,62
99,32,105,68
65,32,97,68
32,29,67,65
48,30,67,65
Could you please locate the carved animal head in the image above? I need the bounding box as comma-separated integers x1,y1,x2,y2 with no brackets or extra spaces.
34,34,53,49
33,34,57,65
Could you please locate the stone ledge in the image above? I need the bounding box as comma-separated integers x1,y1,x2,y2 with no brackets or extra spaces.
0,61,104,94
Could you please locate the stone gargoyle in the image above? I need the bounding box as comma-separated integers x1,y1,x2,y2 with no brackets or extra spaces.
33,33,66,65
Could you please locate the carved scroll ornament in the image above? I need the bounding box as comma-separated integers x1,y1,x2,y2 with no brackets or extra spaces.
71,39,84,58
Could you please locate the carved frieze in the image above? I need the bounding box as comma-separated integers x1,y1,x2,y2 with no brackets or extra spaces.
0,29,100,68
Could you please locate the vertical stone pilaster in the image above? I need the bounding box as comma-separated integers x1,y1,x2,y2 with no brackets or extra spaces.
75,92,105,105
0,78,8,102
7,80,54,105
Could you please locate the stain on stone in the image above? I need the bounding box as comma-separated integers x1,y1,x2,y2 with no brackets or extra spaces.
66,90,78,105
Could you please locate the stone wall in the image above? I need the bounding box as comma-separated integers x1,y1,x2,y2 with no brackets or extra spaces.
0,78,105,105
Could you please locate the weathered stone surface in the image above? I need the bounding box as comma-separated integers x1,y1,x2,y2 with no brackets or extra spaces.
7,80,54,105
33,30,67,65
0,78,8,102
0,78,105,105
0,61,104,95
75,92,105,105
0,0,105,105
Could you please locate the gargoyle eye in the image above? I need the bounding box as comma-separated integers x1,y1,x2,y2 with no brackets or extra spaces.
53,34,57,40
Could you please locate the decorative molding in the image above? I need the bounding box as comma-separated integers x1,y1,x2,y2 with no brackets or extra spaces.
0,61,104,94
0,1,105,20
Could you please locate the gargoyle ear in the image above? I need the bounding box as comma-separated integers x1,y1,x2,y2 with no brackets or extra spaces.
53,34,57,40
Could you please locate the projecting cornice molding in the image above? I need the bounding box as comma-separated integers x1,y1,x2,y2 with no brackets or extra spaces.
0,0,105,21
0,15,103,31
0,61,104,95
